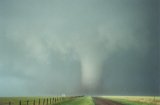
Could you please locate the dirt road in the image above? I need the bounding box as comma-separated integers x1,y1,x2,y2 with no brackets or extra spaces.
92,97,124,105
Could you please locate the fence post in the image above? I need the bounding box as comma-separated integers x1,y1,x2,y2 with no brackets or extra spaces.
9,101,11,105
43,99,45,105
27,100,29,105
50,98,51,104
46,98,48,105
53,98,54,104
33,99,35,105
38,99,40,105
19,100,21,105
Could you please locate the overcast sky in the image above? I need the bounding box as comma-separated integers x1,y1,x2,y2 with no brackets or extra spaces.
0,0,159,96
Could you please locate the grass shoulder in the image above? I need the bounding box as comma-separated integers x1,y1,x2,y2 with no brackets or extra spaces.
54,96,94,105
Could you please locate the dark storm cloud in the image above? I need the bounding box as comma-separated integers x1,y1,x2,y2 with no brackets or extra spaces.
0,0,159,96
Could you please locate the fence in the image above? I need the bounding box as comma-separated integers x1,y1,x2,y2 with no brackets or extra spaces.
0,97,66,105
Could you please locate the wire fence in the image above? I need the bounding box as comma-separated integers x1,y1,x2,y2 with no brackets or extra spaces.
0,97,67,105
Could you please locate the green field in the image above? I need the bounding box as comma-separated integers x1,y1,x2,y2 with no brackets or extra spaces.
102,96,160,105
55,96,94,105
0,96,65,105
0,96,160,105
0,96,93,105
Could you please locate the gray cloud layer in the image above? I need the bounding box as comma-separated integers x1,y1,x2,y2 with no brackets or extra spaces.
0,0,159,96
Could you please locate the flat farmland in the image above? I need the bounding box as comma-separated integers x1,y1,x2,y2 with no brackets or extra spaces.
102,96,160,105
0,96,160,105
0,97,65,105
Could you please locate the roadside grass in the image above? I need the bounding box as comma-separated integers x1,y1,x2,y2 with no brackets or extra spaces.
101,96,160,105
53,96,94,105
0,97,42,105
0,96,64,105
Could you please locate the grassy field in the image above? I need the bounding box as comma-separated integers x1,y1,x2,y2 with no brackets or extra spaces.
1,96,160,105
102,96,160,105
0,96,93,105
54,96,94,105
0,96,64,105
